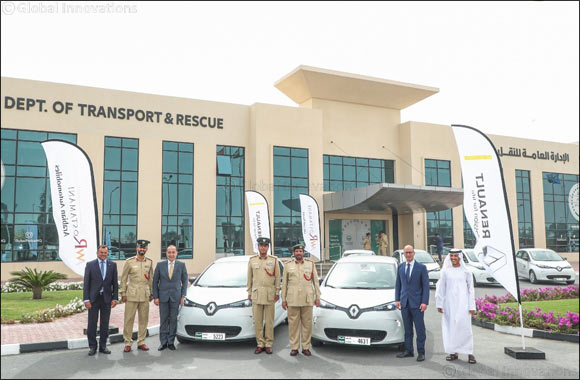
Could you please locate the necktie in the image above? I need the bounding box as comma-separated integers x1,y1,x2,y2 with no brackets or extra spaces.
169,261,174,279
405,263,411,282
100,260,106,280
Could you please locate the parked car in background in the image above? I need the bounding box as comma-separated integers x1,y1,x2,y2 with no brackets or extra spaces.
515,248,576,285
457,249,498,286
392,249,440,287
176,256,287,343
312,255,404,348
342,249,376,257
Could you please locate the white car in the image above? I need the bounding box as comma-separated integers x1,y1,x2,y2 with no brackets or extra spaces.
312,255,405,348
392,249,441,287
176,256,287,343
458,249,499,286
515,248,576,285
342,249,376,257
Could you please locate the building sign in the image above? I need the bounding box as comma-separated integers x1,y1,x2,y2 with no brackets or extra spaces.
496,146,570,164
3,96,224,129
570,183,579,222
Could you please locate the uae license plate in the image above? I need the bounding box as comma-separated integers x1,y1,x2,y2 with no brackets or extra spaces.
338,336,371,346
195,332,225,341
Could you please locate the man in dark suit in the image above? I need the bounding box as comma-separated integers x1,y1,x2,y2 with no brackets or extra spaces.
153,245,188,351
395,244,430,362
83,245,118,356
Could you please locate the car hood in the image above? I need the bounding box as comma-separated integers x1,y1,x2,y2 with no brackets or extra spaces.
534,260,571,269
320,287,396,308
425,262,440,271
187,286,247,305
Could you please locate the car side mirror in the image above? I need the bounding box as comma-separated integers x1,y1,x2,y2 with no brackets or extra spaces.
319,278,324,286
188,276,197,285
563,257,568,261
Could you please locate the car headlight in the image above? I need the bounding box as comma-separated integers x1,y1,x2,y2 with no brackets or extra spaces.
535,264,551,269
372,302,397,311
319,299,338,309
183,297,196,307
228,299,252,308
429,267,440,272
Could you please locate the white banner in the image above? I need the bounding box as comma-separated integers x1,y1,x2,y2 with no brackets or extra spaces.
299,194,321,260
245,191,271,254
452,125,520,302
42,141,99,276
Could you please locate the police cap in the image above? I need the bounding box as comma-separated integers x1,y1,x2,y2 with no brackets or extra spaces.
292,243,305,251
257,237,271,245
136,239,150,248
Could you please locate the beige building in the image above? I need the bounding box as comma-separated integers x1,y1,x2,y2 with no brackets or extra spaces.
1,66,578,280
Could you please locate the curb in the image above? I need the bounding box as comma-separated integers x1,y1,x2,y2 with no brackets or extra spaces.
1,324,160,356
472,318,579,343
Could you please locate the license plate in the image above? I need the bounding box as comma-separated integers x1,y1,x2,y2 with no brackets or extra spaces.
338,336,371,346
195,332,225,340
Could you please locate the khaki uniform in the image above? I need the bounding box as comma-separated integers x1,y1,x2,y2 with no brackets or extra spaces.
247,254,281,348
377,234,389,256
281,258,321,350
363,236,371,250
120,255,153,346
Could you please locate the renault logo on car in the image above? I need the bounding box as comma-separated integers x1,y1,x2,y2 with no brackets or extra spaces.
348,305,360,319
206,302,217,315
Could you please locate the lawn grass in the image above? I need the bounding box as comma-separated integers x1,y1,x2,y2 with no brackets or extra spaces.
1,290,84,322
503,299,579,315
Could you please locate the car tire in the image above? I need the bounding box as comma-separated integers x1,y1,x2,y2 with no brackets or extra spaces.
529,271,538,284
312,338,323,347
566,280,575,285
176,336,192,344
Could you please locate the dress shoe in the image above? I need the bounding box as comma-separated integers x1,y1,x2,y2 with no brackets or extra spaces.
302,349,312,356
123,346,132,353
88,348,97,356
396,351,414,358
137,344,150,351
158,344,168,351
254,347,263,354
264,347,273,355
417,354,425,362
168,344,176,351
99,347,112,354
290,349,299,356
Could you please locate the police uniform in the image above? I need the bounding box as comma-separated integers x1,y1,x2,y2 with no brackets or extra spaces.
377,233,389,256
282,244,321,354
120,239,153,350
363,235,371,250
247,237,280,353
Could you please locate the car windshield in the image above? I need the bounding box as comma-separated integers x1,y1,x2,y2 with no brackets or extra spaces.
529,250,563,262
413,251,435,264
463,250,479,262
325,262,397,289
196,261,247,287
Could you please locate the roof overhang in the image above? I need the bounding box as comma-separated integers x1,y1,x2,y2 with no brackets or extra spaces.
323,183,464,215
275,65,439,109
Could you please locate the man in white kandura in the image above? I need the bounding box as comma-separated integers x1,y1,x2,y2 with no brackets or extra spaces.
435,248,477,364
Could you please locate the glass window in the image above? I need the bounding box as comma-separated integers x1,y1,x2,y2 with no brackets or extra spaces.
427,210,454,251
1,129,77,262
516,170,534,248
543,172,578,252
424,159,451,187
103,137,139,260
162,141,194,258
323,154,395,191
216,145,244,256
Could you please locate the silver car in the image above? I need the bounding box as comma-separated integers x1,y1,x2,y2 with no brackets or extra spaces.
312,256,405,348
458,249,499,286
392,249,441,287
176,256,287,343
515,248,576,285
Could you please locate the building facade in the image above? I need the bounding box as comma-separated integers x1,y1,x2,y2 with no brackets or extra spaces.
1,66,578,279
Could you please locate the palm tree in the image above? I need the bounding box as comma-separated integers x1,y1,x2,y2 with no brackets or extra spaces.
9,267,67,299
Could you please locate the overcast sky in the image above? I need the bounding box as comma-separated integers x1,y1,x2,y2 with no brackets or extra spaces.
1,1,578,143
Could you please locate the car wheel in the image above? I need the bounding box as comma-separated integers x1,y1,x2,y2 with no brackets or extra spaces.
529,271,538,284
566,280,575,285
177,336,192,344
312,338,323,347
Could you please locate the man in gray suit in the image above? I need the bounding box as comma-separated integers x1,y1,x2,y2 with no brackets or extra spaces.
153,245,188,351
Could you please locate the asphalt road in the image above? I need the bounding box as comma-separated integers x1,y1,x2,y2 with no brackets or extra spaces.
2,280,578,379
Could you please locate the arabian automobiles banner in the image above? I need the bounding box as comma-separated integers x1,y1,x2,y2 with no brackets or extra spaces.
452,125,520,303
299,194,321,260
245,190,271,254
42,140,99,276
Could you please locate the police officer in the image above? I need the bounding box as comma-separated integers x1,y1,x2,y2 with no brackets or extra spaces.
377,231,390,256
247,237,280,355
281,243,321,356
120,239,153,352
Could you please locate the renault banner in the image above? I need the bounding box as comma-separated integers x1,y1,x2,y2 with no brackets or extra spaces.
245,190,271,254
42,141,99,276
452,125,520,303
299,194,321,260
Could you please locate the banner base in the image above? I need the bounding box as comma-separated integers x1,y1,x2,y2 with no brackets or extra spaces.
504,346,545,360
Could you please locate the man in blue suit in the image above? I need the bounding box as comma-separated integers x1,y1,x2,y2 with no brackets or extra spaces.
83,245,118,356
395,244,430,362
153,245,188,351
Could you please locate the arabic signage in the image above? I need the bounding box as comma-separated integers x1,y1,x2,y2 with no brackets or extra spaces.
496,146,570,164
